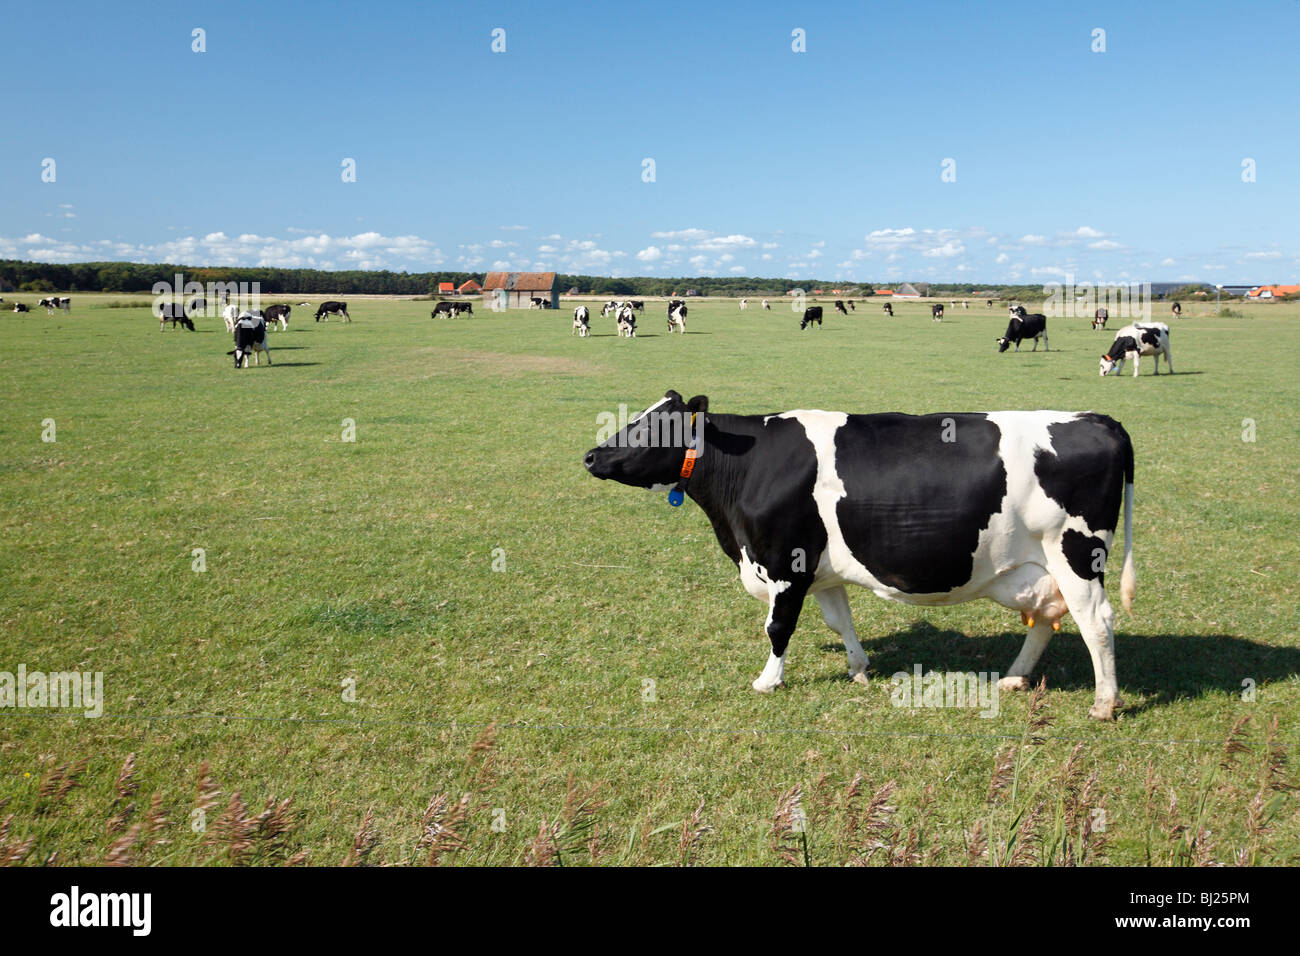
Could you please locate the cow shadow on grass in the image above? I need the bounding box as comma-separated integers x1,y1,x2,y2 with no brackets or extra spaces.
264,361,321,367
815,620,1300,710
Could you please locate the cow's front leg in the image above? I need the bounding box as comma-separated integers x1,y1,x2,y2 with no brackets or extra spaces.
815,586,870,685
752,583,808,692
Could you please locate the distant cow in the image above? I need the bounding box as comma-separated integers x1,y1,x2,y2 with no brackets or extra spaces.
882,303,894,317
602,300,620,318
762,299,771,310
264,304,291,331
1100,323,1172,377
530,297,551,310
1093,308,1109,331
629,300,644,312
998,306,1048,352
931,304,944,322
222,304,240,332
667,303,687,334
618,304,638,338
39,297,70,315
986,300,993,308
13,303,29,313
739,298,748,311
315,300,350,322
230,312,270,367
1171,301,1182,318
847,300,855,311
432,302,456,318
573,305,591,337
800,306,823,330
666,300,685,322
834,300,848,315
157,302,195,331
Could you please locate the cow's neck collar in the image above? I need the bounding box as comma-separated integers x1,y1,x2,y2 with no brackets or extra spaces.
667,412,701,506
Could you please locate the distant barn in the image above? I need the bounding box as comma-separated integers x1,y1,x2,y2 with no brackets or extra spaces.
482,271,559,309
457,279,483,295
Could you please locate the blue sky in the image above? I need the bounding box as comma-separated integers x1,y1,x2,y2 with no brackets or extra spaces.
4,0,1297,284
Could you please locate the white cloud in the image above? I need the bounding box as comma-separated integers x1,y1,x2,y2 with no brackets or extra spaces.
995,253,1009,264
923,240,965,259
1020,234,1047,245
1088,240,1121,250
499,225,527,231
1075,226,1105,238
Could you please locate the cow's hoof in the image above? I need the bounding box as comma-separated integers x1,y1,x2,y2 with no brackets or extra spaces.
1089,698,1122,721
998,675,1033,693
752,679,786,693
850,670,871,686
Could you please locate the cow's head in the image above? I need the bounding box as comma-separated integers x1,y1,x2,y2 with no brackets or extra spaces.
1099,337,1134,375
585,390,708,490
996,335,1012,352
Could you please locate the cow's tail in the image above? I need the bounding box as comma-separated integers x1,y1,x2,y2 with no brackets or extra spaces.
1120,432,1136,615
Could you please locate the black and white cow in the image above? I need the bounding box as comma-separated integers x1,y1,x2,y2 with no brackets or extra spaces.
13,303,29,313
629,300,645,313
1093,308,1109,331
882,303,894,317
530,297,550,310
667,302,687,334
739,298,748,311
847,300,855,311
602,300,620,319
998,306,1048,352
157,302,195,331
800,306,823,330
762,299,771,310
39,297,70,315
1100,322,1172,377
584,391,1135,720
573,305,591,337
314,300,350,322
230,312,270,367
986,300,994,308
618,304,638,337
222,304,240,332
834,300,848,315
264,304,291,331
1170,301,1181,318
931,303,944,322
432,301,457,318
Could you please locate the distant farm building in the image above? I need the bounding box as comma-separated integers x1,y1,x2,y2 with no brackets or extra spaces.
874,288,895,296
438,281,455,295
457,279,483,294
482,271,559,309
1246,284,1300,299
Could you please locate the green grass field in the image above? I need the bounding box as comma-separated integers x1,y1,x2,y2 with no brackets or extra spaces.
1,293,1297,866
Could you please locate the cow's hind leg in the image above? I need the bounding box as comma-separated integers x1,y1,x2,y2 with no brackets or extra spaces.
815,586,870,685
1051,565,1122,720
998,620,1054,693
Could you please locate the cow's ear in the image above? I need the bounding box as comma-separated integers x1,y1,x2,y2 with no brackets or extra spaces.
664,389,683,403
687,395,709,415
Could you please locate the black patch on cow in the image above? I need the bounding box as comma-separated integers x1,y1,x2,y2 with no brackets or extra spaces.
1139,327,1162,348
1062,528,1106,582
1106,335,1137,359
1033,415,1131,533
832,413,1007,594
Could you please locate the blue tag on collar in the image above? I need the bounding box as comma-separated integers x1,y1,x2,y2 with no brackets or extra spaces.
667,488,684,507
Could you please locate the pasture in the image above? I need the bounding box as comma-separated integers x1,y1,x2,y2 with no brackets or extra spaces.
1,294,1297,866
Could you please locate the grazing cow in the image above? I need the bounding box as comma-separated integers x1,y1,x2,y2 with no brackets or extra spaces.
666,299,685,321
739,298,748,311
188,297,206,317
630,300,645,312
667,303,687,334
1100,323,1173,377
314,300,350,322
882,303,894,317
1093,308,1109,331
617,304,638,338
453,302,473,317
602,300,619,318
931,304,944,322
584,390,1136,720
264,304,291,331
1170,301,1181,318
573,305,591,337
13,303,29,313
57,296,71,313
432,301,456,319
762,299,771,310
530,297,551,310
230,312,271,367
986,300,994,308
962,300,969,309
834,300,848,315
800,306,823,330
998,306,1049,352
222,304,240,332
38,297,66,315
157,302,195,331
847,300,855,311
297,301,311,307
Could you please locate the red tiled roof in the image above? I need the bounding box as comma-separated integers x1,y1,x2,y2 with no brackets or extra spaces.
482,271,558,292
